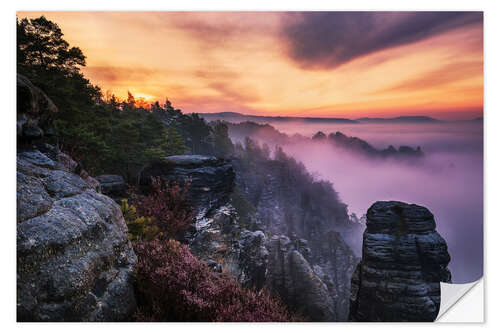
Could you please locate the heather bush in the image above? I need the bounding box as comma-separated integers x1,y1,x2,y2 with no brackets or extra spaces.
130,177,193,240
133,239,295,322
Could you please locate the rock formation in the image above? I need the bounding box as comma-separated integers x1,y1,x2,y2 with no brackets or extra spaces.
149,154,359,321
139,155,235,219
232,157,360,320
349,201,451,322
95,174,128,199
17,75,136,321
17,145,137,321
265,235,335,321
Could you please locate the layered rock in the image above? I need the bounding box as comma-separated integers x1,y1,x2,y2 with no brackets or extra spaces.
349,201,451,322
232,158,360,320
159,155,357,321
139,155,235,219
95,174,127,198
17,145,137,321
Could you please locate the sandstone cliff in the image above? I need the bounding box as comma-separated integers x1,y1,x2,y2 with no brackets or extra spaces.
17,145,137,321
17,75,136,321
146,156,359,321
349,201,451,322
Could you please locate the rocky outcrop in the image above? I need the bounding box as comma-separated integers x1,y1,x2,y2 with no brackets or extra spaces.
187,205,346,321
17,74,58,141
231,158,360,320
265,235,335,321
17,145,136,321
237,230,269,289
309,231,359,320
95,174,127,198
349,201,451,322
139,155,235,219
137,153,358,321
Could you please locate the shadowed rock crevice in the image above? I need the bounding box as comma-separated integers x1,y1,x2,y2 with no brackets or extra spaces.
17,74,58,141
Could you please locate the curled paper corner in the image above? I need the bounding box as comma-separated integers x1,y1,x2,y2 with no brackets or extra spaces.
436,278,484,322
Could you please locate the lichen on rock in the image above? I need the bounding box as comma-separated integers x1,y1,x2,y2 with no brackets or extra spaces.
17,145,136,321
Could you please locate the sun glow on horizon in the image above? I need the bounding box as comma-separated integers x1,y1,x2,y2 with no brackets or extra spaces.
18,11,483,120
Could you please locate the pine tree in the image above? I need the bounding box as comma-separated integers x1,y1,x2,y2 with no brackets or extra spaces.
164,126,187,156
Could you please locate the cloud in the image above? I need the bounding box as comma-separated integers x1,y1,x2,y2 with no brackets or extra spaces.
207,81,260,104
174,92,258,115
84,66,157,84
374,60,483,94
193,67,261,104
281,11,483,70
170,12,279,50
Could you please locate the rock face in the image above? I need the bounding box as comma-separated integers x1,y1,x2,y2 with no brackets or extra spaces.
95,174,127,198
349,201,451,322
157,155,359,321
231,158,360,320
265,235,335,321
17,74,58,141
140,155,235,219
17,145,137,321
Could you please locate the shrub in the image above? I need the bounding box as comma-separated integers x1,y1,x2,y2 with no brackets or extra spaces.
133,239,295,322
120,199,158,241
130,177,193,240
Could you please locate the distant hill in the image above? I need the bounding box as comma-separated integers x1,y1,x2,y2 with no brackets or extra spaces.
198,112,447,124
197,112,358,124
355,116,441,123
216,120,424,160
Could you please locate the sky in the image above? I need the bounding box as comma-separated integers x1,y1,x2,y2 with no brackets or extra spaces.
18,11,484,120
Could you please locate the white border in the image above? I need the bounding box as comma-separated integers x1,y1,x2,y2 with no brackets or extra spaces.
2,0,497,331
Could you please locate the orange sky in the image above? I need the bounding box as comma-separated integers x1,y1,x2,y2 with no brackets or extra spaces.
18,12,483,120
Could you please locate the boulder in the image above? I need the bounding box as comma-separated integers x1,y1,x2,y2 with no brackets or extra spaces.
349,201,451,322
17,146,136,321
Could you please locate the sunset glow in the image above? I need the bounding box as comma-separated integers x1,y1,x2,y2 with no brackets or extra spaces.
18,11,483,120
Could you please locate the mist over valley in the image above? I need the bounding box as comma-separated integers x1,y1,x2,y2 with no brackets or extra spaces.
219,117,483,283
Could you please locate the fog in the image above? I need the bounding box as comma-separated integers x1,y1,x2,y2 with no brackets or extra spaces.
244,121,483,284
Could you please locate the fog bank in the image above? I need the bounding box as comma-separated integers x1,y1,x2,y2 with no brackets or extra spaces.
243,121,483,283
